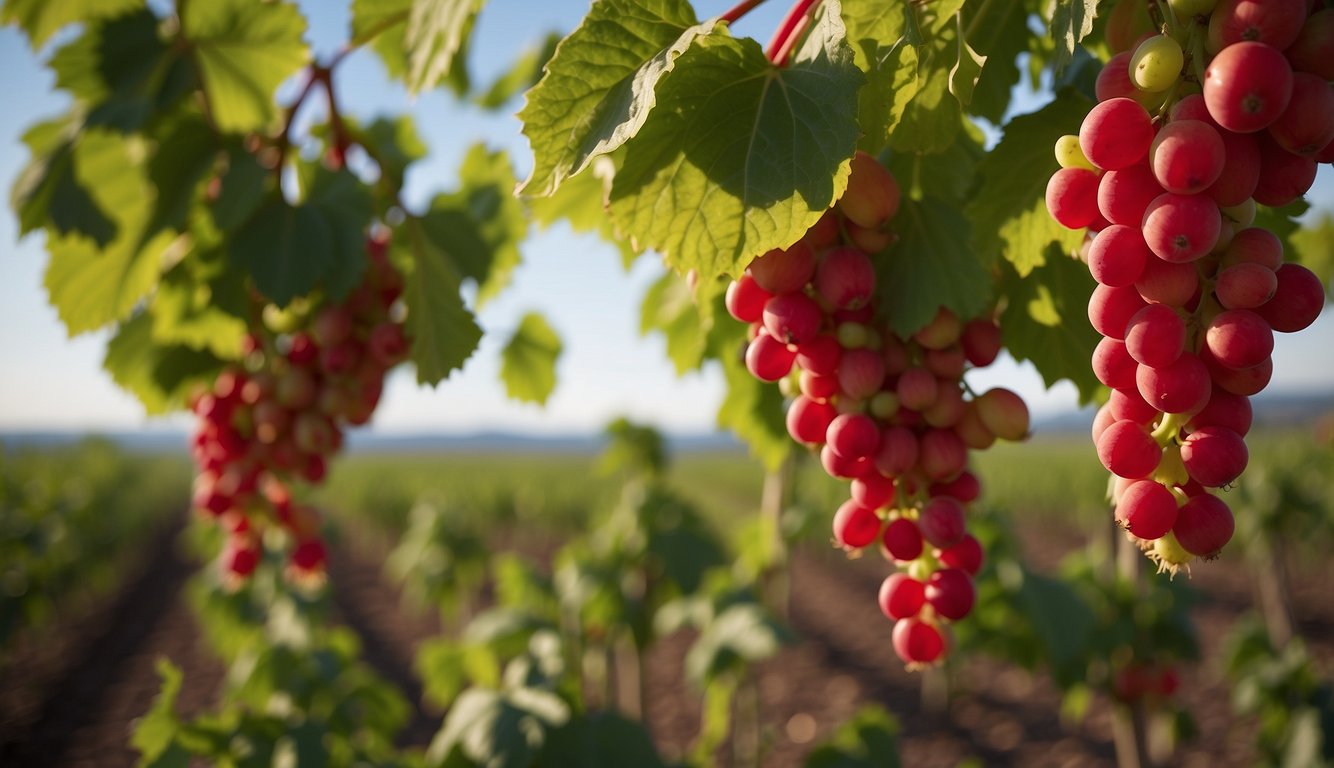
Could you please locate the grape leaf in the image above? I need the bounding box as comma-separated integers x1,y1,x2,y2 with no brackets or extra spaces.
517,0,705,198
356,114,428,191
997,247,1101,401
351,0,471,96
475,32,560,109
210,141,268,232
842,0,920,154
529,157,641,269
1049,0,1098,73
874,197,991,336
11,114,116,246
538,713,667,768
608,3,862,280
150,256,249,359
965,0,1028,122
1289,213,1334,298
887,121,984,204
890,58,961,155
130,658,183,762
146,111,218,237
640,270,709,374
104,311,223,414
49,9,193,132
183,0,309,133
967,93,1090,276
403,0,486,95
948,19,987,107
227,168,372,306
398,215,483,384
417,145,526,307
44,130,172,334
805,705,902,768
499,311,562,405
1,0,142,49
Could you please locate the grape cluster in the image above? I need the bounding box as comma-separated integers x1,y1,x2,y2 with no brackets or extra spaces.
726,152,1031,666
189,233,409,583
1047,1,1329,572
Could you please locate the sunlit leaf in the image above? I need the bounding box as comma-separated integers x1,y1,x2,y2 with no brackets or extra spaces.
499,312,562,405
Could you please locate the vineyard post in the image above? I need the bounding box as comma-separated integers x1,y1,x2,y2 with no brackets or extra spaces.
1112,530,1154,768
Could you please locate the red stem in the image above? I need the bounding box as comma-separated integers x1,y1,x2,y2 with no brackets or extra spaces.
765,0,822,65
720,0,768,24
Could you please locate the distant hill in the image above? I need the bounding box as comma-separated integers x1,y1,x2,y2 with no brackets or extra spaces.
4,389,1331,454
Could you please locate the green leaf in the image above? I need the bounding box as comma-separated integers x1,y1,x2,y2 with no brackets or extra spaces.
146,111,219,236
150,257,249,359
398,216,484,385
716,330,791,471
1049,0,1098,73
358,114,428,191
889,59,960,155
1289,213,1334,298
1013,567,1097,681
805,705,902,768
685,602,788,684
44,131,173,334
210,141,268,231
874,197,991,336
352,0,471,96
475,32,560,109
948,17,986,107
888,121,983,204
528,158,640,269
639,270,712,374
183,0,309,133
131,658,183,762
420,145,526,307
997,249,1102,401
608,2,863,279
227,167,372,305
967,93,1090,275
1,0,142,49
49,9,194,132
425,686,569,768
499,312,563,405
403,0,486,95
104,312,224,414
11,114,117,246
537,713,667,768
517,0,705,197
852,39,919,155
964,0,1027,122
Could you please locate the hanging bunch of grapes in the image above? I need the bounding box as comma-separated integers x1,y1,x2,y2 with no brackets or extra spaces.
1047,0,1330,571
189,232,410,583
726,152,1031,666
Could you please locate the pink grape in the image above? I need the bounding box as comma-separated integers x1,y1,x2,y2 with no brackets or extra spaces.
918,428,967,481
726,273,771,323
925,568,976,620
815,247,876,310
1097,419,1163,479
1047,167,1102,229
1136,256,1200,306
1206,352,1273,396
1205,309,1273,370
1252,133,1318,207
1098,163,1164,227
745,330,796,381
1286,9,1334,81
896,367,938,411
1181,426,1249,487
1088,225,1151,287
918,496,967,548
796,334,842,376
800,370,838,401
1207,0,1305,51
1115,480,1179,540
1125,303,1186,368
879,574,926,620
874,426,919,477
930,471,980,504
961,319,1002,366
881,517,924,561
1093,337,1139,389
1172,494,1235,557
827,412,881,460
1188,386,1253,437
1136,352,1211,414
1256,263,1324,333
749,241,816,294
1215,262,1277,309
1203,41,1293,134
852,471,896,509
833,500,882,549
1089,284,1148,339
938,534,984,575
822,443,872,479
1151,120,1225,194
1221,228,1283,270
838,348,887,400
1080,98,1154,170
1206,129,1262,207
786,395,836,443
1267,72,1334,156
892,618,945,665
1108,387,1159,425
1142,192,1221,263
763,292,823,345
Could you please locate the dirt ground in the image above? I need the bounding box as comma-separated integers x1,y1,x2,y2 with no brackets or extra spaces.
2,514,1331,768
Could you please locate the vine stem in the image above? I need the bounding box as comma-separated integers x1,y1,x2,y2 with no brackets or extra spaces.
765,0,822,65
720,0,770,24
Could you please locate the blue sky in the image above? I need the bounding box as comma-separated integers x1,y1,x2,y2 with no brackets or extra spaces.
0,1,1330,435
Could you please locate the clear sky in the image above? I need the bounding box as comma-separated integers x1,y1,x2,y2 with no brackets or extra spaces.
0,1,1331,436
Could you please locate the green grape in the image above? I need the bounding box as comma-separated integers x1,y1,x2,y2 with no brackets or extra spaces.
1055,134,1096,170
1168,0,1218,21
1130,34,1185,92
